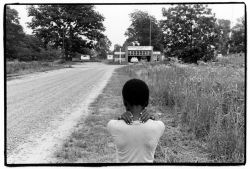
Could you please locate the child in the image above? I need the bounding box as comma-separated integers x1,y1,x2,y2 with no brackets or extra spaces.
107,79,165,163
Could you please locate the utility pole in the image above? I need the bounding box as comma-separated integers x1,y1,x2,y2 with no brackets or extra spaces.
63,28,65,59
119,48,121,64
149,18,151,46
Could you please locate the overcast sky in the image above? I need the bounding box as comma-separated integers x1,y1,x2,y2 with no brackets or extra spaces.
11,4,245,50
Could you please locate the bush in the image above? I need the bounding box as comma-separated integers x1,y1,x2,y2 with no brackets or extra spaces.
175,46,215,63
10,46,62,62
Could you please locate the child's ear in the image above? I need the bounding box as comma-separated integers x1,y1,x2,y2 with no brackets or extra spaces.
123,100,131,111
124,100,128,107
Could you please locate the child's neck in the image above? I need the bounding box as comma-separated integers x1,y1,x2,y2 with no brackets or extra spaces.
129,106,144,121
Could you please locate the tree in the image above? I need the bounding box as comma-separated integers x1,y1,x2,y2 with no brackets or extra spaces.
121,40,134,52
113,44,122,52
16,34,43,61
216,19,231,55
230,17,245,53
5,5,25,59
28,5,105,60
125,10,164,51
95,36,111,59
161,4,219,63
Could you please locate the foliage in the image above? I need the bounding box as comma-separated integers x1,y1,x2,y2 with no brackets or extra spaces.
15,34,42,61
125,10,164,51
121,40,134,52
5,5,25,59
27,5,105,60
5,6,63,61
230,17,245,53
95,36,112,59
161,4,219,63
216,19,231,55
113,44,122,52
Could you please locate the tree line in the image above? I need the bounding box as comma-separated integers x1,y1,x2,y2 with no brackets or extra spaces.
115,4,245,63
6,4,245,63
5,5,111,61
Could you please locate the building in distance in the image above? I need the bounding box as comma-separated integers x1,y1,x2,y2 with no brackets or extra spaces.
113,46,163,63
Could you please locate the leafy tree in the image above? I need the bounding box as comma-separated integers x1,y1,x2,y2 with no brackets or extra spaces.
5,5,25,59
95,36,111,59
216,19,231,55
122,40,134,51
125,10,164,51
161,4,219,63
113,44,122,52
13,34,62,61
230,17,245,53
27,5,105,60
16,34,43,61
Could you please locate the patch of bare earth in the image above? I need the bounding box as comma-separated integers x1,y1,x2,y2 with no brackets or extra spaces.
54,66,210,163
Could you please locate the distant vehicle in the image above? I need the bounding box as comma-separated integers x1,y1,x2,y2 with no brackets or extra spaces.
107,55,113,60
131,57,139,63
81,55,90,61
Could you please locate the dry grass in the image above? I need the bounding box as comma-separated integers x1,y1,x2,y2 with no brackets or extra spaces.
215,53,245,68
6,60,73,78
124,54,245,163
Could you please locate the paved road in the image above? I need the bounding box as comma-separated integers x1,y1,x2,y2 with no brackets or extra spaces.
7,62,122,163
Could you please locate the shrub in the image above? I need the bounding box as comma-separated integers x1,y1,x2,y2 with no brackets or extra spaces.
11,46,62,62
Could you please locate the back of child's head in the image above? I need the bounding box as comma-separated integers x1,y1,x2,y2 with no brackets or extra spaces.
122,78,149,107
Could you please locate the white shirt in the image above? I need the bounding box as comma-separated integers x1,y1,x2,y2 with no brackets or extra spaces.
107,119,165,163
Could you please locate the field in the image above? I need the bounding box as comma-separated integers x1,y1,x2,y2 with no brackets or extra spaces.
54,54,245,163
127,54,245,163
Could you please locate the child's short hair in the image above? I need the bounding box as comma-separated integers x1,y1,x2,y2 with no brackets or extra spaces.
122,78,149,107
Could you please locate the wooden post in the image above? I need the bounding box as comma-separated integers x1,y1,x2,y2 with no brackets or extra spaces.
125,46,128,63
119,48,121,64
149,18,151,46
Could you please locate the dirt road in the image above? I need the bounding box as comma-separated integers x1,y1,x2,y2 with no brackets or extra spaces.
7,62,122,164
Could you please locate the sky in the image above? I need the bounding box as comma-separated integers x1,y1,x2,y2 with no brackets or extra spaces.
11,4,245,50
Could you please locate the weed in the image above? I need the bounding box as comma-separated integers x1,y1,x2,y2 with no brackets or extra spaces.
125,55,245,163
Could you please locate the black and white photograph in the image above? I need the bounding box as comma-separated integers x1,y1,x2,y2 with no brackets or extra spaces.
3,0,246,166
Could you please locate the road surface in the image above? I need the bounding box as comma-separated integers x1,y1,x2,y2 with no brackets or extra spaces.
7,62,122,163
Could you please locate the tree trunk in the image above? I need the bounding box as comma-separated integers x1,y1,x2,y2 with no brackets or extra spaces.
65,50,72,61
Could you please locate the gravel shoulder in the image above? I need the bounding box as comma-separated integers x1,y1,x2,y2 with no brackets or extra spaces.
7,63,123,164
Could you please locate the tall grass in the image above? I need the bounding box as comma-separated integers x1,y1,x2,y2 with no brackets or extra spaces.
125,58,245,163
214,53,245,68
6,60,68,75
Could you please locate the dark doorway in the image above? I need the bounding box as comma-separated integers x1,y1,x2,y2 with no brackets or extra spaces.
128,56,151,62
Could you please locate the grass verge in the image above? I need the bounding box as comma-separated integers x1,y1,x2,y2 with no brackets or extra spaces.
6,60,75,80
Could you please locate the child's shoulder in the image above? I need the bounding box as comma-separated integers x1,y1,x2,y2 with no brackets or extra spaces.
107,119,126,129
147,119,165,128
